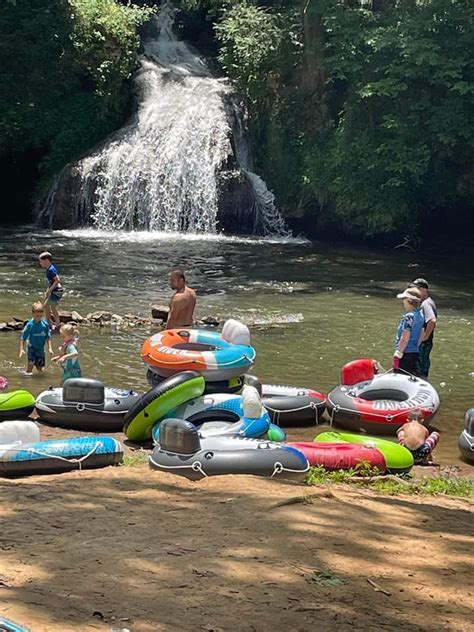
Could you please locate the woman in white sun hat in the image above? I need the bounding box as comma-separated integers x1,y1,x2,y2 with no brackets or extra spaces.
392,286,425,375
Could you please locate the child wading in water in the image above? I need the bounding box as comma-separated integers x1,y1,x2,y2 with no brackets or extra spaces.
52,324,82,382
19,302,53,374
38,251,64,331
397,409,439,465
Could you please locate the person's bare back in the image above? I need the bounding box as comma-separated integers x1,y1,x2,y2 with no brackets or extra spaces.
166,270,196,329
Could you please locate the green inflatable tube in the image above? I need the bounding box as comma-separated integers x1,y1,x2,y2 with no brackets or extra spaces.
315,430,414,473
265,424,286,442
124,371,205,442
0,390,36,420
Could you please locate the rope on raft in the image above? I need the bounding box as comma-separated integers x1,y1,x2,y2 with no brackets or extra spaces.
8,442,102,471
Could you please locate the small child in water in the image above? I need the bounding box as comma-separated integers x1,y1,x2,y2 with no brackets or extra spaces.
52,324,82,382
19,302,53,374
397,409,439,464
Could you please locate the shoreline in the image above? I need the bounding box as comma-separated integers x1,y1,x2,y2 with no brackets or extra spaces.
16,419,474,485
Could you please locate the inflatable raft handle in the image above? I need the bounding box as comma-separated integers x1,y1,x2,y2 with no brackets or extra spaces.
341,358,377,386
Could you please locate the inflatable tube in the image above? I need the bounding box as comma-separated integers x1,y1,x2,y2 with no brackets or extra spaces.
265,424,287,442
0,617,30,632
152,415,272,443
0,436,123,477
315,431,414,473
458,408,474,464
0,421,40,446
35,378,141,432
288,441,386,472
141,322,256,381
124,371,205,441
146,368,244,395
0,376,8,391
261,384,327,426
156,392,270,439
149,418,309,481
0,390,35,420
327,370,439,435
198,433,283,453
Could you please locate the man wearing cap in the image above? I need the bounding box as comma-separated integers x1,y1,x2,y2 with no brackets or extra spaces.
412,278,437,378
393,287,425,375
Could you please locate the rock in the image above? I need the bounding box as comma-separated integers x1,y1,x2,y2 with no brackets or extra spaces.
0,322,14,332
111,314,124,324
59,311,73,323
71,310,85,322
151,304,169,321
87,311,113,323
8,320,26,331
198,316,220,327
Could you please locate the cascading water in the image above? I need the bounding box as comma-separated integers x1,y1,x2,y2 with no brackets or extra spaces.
39,5,289,237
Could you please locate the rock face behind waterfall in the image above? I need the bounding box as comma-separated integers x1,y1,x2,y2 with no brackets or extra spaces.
37,7,288,237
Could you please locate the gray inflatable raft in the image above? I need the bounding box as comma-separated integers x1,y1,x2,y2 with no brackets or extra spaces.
458,408,474,464
35,378,141,432
149,418,309,481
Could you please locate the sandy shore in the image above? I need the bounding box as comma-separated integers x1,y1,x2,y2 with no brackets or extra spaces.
1,460,473,632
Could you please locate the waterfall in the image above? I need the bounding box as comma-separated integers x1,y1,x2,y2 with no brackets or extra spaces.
40,5,289,237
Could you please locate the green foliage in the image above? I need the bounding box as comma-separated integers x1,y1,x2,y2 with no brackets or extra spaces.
197,0,474,238
306,0,474,236
0,0,150,179
306,466,474,500
70,0,148,99
310,569,347,587
216,2,284,104
121,452,149,467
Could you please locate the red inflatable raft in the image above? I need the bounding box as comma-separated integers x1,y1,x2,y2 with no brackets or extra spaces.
326,358,440,435
288,441,386,472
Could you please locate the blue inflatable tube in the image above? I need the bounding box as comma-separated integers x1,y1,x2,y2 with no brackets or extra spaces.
0,436,123,477
142,326,256,381
152,393,270,442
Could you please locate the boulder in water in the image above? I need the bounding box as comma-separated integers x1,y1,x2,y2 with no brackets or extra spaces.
59,310,85,323
87,311,113,324
151,304,169,321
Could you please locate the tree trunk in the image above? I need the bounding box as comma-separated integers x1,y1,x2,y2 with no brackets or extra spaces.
301,0,328,133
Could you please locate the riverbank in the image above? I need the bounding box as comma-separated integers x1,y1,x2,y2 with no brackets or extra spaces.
1,463,472,632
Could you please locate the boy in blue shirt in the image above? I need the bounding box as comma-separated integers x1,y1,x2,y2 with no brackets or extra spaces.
39,251,64,330
19,302,53,374
392,287,424,375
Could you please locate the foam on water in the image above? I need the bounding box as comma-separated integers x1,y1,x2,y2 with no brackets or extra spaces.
53,228,307,245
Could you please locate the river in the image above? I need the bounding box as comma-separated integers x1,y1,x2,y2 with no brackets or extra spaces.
1,226,473,463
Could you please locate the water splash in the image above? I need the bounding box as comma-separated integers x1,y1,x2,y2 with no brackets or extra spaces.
59,5,289,236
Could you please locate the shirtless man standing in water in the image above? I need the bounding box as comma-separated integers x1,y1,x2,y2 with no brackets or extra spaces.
166,270,196,329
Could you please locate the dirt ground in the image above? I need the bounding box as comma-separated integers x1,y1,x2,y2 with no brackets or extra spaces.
1,456,473,632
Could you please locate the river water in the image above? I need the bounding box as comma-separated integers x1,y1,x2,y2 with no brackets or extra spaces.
0,226,473,463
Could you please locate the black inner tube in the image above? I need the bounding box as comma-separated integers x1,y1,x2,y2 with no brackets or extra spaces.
358,388,408,402
123,371,202,433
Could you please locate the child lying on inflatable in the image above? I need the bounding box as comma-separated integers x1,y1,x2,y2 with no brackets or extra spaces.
397,409,439,464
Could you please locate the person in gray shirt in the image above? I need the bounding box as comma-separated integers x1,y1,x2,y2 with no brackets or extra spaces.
411,278,437,379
